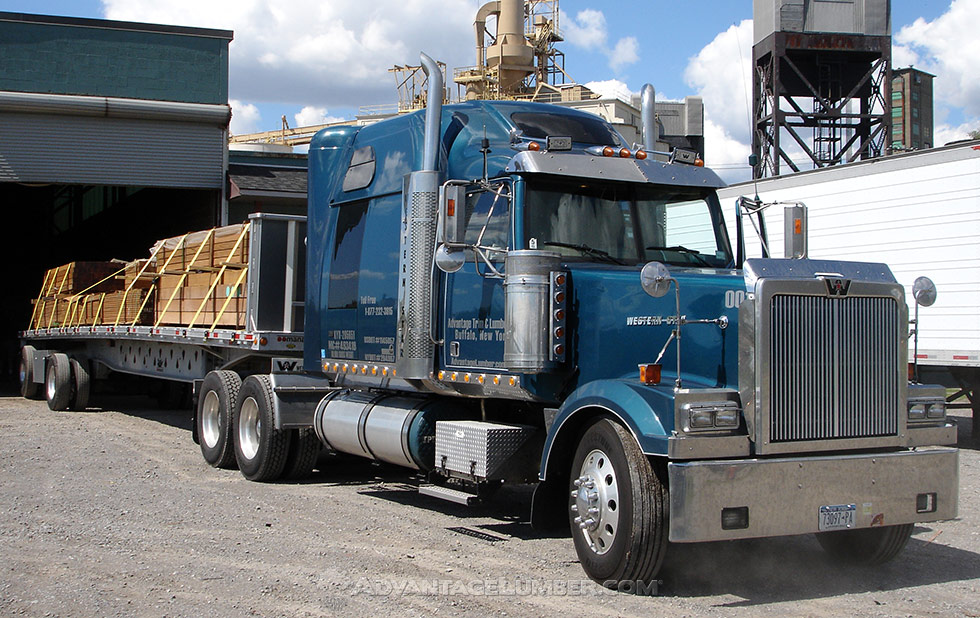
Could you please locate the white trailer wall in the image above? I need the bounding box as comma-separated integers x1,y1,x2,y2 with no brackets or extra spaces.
718,142,980,367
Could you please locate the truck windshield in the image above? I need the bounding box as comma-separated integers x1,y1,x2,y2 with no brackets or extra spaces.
523,179,732,267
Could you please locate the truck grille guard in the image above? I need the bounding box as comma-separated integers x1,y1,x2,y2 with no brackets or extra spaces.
739,259,909,455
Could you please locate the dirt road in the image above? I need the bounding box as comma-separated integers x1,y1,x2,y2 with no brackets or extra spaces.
1,390,977,617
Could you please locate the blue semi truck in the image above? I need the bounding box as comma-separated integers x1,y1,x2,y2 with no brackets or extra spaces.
21,54,958,587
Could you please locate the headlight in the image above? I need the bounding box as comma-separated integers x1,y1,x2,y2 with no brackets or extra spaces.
927,401,946,419
690,409,715,428
714,407,740,428
687,402,741,431
908,403,927,421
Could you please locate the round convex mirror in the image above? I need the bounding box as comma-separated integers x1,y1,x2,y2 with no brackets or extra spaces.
435,244,466,273
913,276,937,307
640,261,672,298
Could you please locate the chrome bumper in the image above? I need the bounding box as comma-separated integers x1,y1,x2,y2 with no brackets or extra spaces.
667,447,958,543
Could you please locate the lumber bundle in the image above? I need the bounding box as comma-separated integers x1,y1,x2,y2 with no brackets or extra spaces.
28,223,251,330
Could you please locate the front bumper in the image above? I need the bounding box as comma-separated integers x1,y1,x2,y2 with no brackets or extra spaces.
667,447,958,542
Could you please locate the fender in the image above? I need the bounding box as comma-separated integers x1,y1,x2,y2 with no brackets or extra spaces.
539,379,676,481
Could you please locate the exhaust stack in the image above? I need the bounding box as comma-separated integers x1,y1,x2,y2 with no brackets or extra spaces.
640,84,658,150
395,52,445,381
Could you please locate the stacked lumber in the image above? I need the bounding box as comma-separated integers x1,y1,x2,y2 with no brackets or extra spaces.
30,261,126,328
28,223,251,331
152,224,249,328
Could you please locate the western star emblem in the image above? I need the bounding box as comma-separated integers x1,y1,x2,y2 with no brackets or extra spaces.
825,278,851,296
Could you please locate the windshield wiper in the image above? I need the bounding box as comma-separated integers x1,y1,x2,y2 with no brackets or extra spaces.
644,245,712,267
540,241,625,265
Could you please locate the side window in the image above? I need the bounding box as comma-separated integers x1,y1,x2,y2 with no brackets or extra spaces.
463,183,510,261
327,201,369,309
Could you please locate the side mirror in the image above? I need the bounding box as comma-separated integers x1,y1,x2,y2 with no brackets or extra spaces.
913,276,937,307
640,261,673,298
435,244,465,273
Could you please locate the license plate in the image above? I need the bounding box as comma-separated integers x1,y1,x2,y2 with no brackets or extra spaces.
819,504,856,531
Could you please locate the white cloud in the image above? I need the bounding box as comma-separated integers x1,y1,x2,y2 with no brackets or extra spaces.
561,9,607,50
684,20,754,148
584,79,633,102
102,0,475,109
893,0,980,123
294,106,345,127
609,37,639,74
935,120,977,148
560,9,639,74
229,99,261,135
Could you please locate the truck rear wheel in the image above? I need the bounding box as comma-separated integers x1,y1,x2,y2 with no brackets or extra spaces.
69,358,91,411
816,523,914,565
568,417,667,591
198,370,242,469
19,346,41,400
282,429,322,480
234,375,290,482
45,353,72,411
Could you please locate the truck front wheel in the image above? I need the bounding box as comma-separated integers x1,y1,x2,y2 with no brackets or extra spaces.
568,417,668,590
816,523,914,565
234,375,290,482
198,370,242,469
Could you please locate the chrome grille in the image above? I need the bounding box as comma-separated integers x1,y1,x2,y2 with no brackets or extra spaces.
769,295,900,442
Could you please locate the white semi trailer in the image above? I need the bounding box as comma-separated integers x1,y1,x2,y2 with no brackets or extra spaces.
718,140,980,439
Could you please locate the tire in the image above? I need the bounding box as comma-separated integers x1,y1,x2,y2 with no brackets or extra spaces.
281,428,322,480
69,358,91,411
234,375,290,482
19,346,41,400
816,523,914,565
569,417,668,590
197,370,242,469
45,353,72,411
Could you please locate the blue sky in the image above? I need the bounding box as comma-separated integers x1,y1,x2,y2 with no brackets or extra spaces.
4,0,976,180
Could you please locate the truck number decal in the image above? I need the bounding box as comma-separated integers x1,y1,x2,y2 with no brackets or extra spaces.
724,290,746,309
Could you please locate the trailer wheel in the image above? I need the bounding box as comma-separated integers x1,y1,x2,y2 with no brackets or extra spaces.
234,375,290,482
282,429,322,480
19,346,41,400
568,417,667,591
198,370,242,469
69,358,91,411
816,523,914,565
45,353,72,411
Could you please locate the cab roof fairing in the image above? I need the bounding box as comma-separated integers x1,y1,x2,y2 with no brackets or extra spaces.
504,150,728,189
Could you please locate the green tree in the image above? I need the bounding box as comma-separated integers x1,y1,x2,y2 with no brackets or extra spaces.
970,129,980,140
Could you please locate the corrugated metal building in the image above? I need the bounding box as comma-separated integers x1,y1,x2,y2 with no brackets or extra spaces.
0,12,233,381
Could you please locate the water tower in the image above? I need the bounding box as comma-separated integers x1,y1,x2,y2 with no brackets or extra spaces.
751,0,891,178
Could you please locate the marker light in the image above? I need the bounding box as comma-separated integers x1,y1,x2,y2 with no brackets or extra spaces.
528,141,541,151
695,158,705,167
447,199,456,217
635,150,648,160
602,146,615,157
619,148,631,158
639,363,662,385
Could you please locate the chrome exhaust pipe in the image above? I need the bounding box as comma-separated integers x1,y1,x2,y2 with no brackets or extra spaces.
640,83,658,150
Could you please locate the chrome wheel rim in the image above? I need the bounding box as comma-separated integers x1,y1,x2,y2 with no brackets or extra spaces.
238,396,261,460
201,390,221,449
46,365,57,401
571,448,620,555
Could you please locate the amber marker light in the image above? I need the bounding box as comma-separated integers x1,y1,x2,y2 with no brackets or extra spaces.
619,148,631,158
602,146,615,157
695,158,705,167
635,150,648,160
639,363,662,385
528,141,541,151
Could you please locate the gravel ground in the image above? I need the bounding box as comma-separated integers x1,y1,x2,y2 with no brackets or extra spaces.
1,387,978,617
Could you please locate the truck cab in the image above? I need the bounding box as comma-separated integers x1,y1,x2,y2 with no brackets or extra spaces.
299,56,957,587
